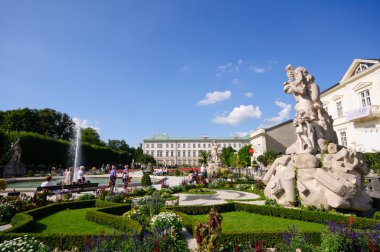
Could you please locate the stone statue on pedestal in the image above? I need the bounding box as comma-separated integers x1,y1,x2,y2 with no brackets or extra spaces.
263,65,372,211
3,140,26,177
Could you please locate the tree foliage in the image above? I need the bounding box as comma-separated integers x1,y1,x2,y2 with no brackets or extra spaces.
220,146,236,167
237,145,252,167
81,127,105,146
0,108,74,140
363,152,380,174
256,150,278,167
199,150,211,165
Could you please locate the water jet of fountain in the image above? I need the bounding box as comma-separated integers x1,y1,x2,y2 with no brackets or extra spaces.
70,122,81,182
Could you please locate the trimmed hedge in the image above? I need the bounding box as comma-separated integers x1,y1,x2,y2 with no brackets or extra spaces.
234,203,380,229
1,131,131,168
219,231,321,247
0,199,141,250
166,202,236,215
85,209,141,234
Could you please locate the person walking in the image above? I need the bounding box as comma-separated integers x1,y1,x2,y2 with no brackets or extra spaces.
122,165,130,190
109,165,117,193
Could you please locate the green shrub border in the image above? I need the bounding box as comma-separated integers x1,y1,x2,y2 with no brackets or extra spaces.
0,199,141,250
167,202,380,246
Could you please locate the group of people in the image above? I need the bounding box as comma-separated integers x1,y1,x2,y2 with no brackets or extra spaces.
108,165,130,193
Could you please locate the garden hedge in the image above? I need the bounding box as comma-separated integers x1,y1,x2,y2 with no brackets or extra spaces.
1,131,131,169
234,203,380,229
166,202,236,215
0,199,140,250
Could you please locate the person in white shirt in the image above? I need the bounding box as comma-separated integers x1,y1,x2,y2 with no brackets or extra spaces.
77,166,85,184
41,175,54,187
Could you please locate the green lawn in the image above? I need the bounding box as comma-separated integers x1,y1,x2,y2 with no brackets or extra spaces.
191,211,324,232
27,208,116,234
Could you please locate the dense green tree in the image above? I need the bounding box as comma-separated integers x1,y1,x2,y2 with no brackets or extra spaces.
0,108,74,140
256,150,278,167
198,150,211,165
81,127,105,146
237,145,252,167
107,139,129,151
220,146,236,167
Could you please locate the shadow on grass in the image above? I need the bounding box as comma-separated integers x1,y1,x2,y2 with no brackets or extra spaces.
19,222,47,233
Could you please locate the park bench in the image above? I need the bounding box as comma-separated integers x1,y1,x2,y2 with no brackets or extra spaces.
36,183,99,195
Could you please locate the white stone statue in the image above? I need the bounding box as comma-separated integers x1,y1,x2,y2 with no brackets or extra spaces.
262,65,372,211
211,141,220,164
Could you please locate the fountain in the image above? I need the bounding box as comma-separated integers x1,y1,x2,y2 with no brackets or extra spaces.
69,122,82,182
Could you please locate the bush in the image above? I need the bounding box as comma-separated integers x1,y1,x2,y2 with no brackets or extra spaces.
0,235,50,252
150,212,183,233
0,179,6,190
77,193,96,201
141,173,152,187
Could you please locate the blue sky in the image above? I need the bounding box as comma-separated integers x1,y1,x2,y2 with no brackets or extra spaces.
1,0,380,147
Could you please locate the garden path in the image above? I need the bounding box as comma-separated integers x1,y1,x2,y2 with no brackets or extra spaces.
175,190,261,206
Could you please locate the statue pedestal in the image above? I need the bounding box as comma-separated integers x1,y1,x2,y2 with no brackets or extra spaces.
3,161,26,177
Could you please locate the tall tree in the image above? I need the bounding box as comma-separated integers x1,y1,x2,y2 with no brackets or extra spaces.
237,144,253,167
220,146,236,167
81,127,105,146
107,139,129,152
198,150,211,165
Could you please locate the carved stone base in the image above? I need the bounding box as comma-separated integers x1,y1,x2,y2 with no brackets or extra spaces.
3,161,26,177
263,148,372,211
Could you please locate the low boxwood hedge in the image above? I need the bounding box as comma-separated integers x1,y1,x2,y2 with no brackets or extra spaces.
0,199,141,250
234,203,380,229
166,202,236,215
219,230,321,248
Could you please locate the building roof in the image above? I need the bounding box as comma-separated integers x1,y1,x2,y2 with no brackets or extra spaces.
264,119,293,131
144,133,249,142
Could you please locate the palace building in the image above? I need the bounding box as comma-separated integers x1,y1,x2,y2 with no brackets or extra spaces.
143,133,249,166
320,59,380,152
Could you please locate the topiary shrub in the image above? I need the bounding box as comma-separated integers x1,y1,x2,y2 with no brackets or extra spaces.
141,173,152,187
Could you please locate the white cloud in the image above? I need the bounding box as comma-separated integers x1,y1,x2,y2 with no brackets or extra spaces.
244,92,253,98
238,59,244,65
180,65,190,72
72,117,101,133
197,90,232,106
248,66,266,73
213,105,262,125
232,78,240,85
259,101,292,128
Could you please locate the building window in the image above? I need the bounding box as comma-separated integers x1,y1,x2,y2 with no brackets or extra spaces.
336,101,343,117
233,143,236,148
223,144,226,147
166,151,169,157
146,144,149,148
188,150,191,157
182,144,185,148
208,144,211,148
171,151,174,157
177,151,180,157
157,144,162,148
193,150,196,157
171,144,174,148
188,143,191,148
360,89,371,107
239,143,242,148
166,143,169,148
183,151,186,157
177,144,180,148
198,144,201,148
151,150,154,156
203,143,206,148
151,144,154,148
340,131,347,146
193,143,195,148
157,151,163,157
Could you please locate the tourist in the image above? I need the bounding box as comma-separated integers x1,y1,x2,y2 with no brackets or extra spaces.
77,166,85,184
122,165,130,189
64,168,72,185
200,164,206,176
41,175,53,187
109,165,117,192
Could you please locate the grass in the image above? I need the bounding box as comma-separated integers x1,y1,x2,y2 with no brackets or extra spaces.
191,211,324,232
26,208,116,234
183,188,217,195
